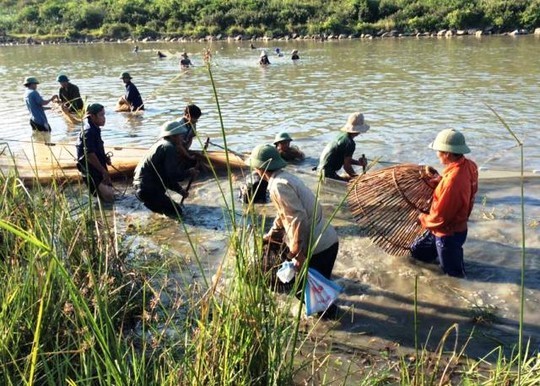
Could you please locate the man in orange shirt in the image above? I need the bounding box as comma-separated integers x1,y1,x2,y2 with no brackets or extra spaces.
411,129,478,278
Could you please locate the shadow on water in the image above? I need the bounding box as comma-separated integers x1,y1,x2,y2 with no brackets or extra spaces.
331,277,540,359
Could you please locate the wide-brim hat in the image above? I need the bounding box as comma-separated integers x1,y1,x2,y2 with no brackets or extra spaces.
57,74,69,82
429,128,471,154
291,49,298,54
340,112,370,134
245,144,287,171
273,132,293,145
159,120,189,138
260,50,267,57
24,76,39,86
181,52,188,57
119,72,132,79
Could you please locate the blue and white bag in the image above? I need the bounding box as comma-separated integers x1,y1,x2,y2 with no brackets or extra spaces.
304,268,343,316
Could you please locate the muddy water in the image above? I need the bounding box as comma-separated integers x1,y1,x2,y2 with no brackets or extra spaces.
114,165,540,358
2,37,539,357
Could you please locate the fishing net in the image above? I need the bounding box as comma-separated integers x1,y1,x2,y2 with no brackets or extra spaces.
347,164,435,256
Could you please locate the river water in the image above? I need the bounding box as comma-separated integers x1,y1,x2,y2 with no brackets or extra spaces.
1,36,539,359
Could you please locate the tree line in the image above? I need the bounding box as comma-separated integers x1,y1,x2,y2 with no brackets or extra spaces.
0,0,539,41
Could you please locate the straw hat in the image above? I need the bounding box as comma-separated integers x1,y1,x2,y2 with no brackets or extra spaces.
160,121,189,138
245,144,287,171
430,129,470,154
273,132,293,145
260,50,267,57
23,76,39,86
340,112,370,134
291,49,298,54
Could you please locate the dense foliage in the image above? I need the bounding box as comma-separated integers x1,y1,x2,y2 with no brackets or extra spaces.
0,0,539,40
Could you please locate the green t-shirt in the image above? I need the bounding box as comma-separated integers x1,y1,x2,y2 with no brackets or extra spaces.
317,132,356,176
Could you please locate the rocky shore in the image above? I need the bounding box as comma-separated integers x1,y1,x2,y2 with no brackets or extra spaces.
2,27,540,46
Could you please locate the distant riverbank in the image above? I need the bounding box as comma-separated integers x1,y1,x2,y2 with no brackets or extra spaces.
2,26,540,47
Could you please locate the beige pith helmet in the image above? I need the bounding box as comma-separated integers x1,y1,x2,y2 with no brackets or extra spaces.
430,128,471,154
245,144,287,171
340,112,370,134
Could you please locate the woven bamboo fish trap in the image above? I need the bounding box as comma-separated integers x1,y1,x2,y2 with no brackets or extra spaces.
347,164,435,257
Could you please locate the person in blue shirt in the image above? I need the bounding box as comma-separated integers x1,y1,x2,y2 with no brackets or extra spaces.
116,72,144,112
76,103,114,202
23,76,58,132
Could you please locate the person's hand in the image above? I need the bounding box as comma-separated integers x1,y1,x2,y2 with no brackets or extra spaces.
179,186,189,199
102,170,111,185
358,156,367,167
188,167,199,178
420,165,438,179
292,251,306,271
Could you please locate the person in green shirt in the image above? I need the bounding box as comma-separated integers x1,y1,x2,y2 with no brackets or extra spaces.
317,112,370,181
133,121,199,216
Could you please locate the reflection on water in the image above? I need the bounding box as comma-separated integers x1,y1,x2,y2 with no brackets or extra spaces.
1,37,539,172
3,37,540,356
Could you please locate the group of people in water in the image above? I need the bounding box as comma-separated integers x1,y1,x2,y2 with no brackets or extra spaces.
22,66,477,318
258,48,300,65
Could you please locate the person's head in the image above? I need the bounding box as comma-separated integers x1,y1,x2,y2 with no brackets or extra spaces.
86,103,105,126
159,120,188,145
429,128,470,165
120,72,132,84
245,144,287,177
260,50,267,58
273,132,293,152
181,52,188,58
24,76,39,90
57,74,69,88
340,112,370,138
184,104,202,124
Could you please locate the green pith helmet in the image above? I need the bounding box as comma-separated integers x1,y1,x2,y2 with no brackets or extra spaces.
245,144,287,171
86,103,104,116
120,72,132,79
159,121,188,138
430,129,470,154
23,77,39,86
273,132,293,145
57,74,69,82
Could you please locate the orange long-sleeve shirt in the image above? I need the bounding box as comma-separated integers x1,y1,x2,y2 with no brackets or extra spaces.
419,157,478,237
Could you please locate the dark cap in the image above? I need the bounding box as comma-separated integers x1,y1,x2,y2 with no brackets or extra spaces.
86,103,104,115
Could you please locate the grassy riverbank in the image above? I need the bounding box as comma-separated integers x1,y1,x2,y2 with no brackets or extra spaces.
0,0,539,42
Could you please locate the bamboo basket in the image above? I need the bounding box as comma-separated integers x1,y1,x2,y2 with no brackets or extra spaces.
347,164,435,257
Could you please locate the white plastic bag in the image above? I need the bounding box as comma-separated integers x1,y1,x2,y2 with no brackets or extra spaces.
304,268,343,316
277,261,296,283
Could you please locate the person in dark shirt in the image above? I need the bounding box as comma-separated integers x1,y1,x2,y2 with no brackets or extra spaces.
76,103,114,202
274,132,305,162
116,72,144,112
176,104,202,163
291,49,300,61
259,51,271,65
180,52,193,68
57,74,83,113
133,121,199,216
317,112,370,181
